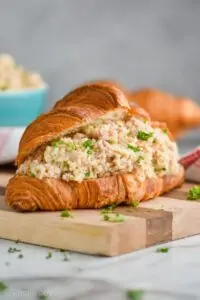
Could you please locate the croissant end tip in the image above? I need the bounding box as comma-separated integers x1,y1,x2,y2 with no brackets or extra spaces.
8,199,37,212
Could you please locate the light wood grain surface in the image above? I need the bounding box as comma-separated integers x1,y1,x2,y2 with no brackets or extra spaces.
0,169,198,256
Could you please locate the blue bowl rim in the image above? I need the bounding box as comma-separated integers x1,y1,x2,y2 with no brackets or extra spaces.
0,84,48,97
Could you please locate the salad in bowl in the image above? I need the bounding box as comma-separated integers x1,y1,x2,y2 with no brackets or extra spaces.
0,53,48,164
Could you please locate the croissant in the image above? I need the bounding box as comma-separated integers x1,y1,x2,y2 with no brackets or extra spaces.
128,88,200,139
5,82,184,212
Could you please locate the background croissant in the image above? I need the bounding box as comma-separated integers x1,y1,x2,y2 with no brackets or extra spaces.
5,82,184,212
128,88,200,139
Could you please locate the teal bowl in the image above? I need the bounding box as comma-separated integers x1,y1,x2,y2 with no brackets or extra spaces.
0,86,48,127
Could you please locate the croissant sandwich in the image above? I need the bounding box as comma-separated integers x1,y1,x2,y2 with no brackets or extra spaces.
128,88,200,139
5,82,184,212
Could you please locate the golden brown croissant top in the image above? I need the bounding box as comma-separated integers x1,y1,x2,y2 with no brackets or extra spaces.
17,83,127,165
6,82,184,212
17,82,152,166
128,88,200,139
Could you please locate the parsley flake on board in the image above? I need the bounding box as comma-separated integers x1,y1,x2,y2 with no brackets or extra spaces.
100,204,117,214
18,254,24,259
187,186,200,200
130,200,139,208
60,210,73,218
103,213,125,223
137,131,153,141
126,289,144,300
156,247,169,253
128,144,140,152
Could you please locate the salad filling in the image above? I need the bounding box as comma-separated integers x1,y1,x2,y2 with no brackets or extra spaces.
17,112,180,183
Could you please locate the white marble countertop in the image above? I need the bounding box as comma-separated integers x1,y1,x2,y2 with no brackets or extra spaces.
1,235,200,299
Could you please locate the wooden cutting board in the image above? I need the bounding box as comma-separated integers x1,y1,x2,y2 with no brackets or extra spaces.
0,170,199,256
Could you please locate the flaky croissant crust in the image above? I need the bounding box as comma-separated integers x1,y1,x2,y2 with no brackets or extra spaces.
6,82,184,212
6,170,184,212
128,88,200,139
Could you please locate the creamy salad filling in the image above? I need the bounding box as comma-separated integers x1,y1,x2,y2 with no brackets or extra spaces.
0,53,45,91
17,112,180,183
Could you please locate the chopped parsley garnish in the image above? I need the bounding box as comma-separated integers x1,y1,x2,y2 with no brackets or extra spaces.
60,210,73,218
85,171,91,178
59,249,70,261
51,140,65,147
136,156,144,164
103,213,125,223
153,138,157,144
155,167,166,173
62,161,69,169
143,119,147,123
8,247,21,253
137,131,153,141
51,140,75,151
103,214,110,221
46,252,52,259
156,247,169,253
37,291,49,300
187,186,200,200
0,281,8,292
100,204,117,214
126,289,144,300
128,144,140,152
1,85,8,91
83,139,93,149
30,172,36,177
163,128,168,134
18,254,24,259
130,200,139,208
59,249,66,252
107,139,115,144
15,239,20,244
65,142,75,152
87,149,93,155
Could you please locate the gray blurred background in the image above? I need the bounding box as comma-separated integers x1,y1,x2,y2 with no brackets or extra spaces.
0,0,199,151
